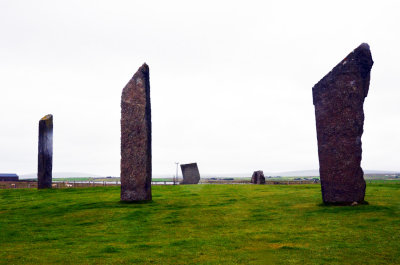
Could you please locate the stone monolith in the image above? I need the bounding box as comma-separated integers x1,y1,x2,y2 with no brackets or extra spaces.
251,170,265,184
121,63,152,201
312,43,373,204
180,163,200,184
38,114,53,189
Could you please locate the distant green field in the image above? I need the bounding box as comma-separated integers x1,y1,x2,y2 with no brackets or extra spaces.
50,177,173,182
365,179,400,184
52,177,92,182
1,184,399,264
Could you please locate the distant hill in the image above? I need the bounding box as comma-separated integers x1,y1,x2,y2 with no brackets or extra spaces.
19,172,106,179
271,169,399,177
198,171,319,178
273,170,319,177
18,169,399,180
200,169,400,178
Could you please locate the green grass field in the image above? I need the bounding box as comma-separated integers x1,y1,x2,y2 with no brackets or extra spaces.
1,184,399,264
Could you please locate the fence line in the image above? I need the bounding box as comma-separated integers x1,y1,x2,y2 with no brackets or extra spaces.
0,180,397,189
0,181,179,189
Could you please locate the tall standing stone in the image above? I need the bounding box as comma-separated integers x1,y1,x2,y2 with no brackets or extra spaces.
38,114,53,189
312,43,373,204
121,63,152,201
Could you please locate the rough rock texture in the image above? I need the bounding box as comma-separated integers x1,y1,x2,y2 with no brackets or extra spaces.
312,43,373,204
38,114,53,189
251,170,265,184
180,163,200,184
120,63,152,201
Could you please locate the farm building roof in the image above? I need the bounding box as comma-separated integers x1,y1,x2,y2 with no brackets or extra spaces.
0,173,19,177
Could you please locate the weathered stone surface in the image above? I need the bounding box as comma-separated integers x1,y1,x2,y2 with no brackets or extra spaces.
251,170,265,184
38,114,53,189
120,63,152,201
180,163,200,184
312,43,373,204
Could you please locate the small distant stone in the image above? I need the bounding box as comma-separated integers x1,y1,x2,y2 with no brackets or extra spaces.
251,171,265,184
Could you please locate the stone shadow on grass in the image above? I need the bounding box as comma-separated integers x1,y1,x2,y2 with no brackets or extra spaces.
119,200,154,205
318,201,369,207
305,202,397,219
313,202,397,215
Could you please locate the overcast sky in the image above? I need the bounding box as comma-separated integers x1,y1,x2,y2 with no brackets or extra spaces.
1,0,399,177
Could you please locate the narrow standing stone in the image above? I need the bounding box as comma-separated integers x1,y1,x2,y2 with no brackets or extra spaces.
312,43,373,204
180,163,200,184
251,170,265,184
38,114,53,189
121,63,152,201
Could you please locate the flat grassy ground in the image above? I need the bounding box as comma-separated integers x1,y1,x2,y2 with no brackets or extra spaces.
0,184,399,264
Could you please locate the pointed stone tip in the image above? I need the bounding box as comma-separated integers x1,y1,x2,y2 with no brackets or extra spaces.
131,63,149,79
139,63,149,72
352,42,374,78
354,42,371,56
40,114,53,121
357,43,370,51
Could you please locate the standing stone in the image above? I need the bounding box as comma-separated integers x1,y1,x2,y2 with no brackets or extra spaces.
180,163,200,184
121,63,152,201
312,43,373,204
251,170,265,184
38,114,53,189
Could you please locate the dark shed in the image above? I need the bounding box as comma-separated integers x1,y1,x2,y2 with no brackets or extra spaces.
0,173,19,181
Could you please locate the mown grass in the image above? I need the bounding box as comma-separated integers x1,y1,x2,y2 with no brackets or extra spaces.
0,184,399,264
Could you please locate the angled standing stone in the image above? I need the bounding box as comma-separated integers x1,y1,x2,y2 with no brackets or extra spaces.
180,163,200,184
251,170,265,184
312,43,373,204
38,114,53,189
121,63,152,201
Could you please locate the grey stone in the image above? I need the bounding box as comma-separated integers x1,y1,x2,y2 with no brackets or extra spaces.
312,43,373,205
180,163,200,184
120,63,152,201
251,170,265,184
